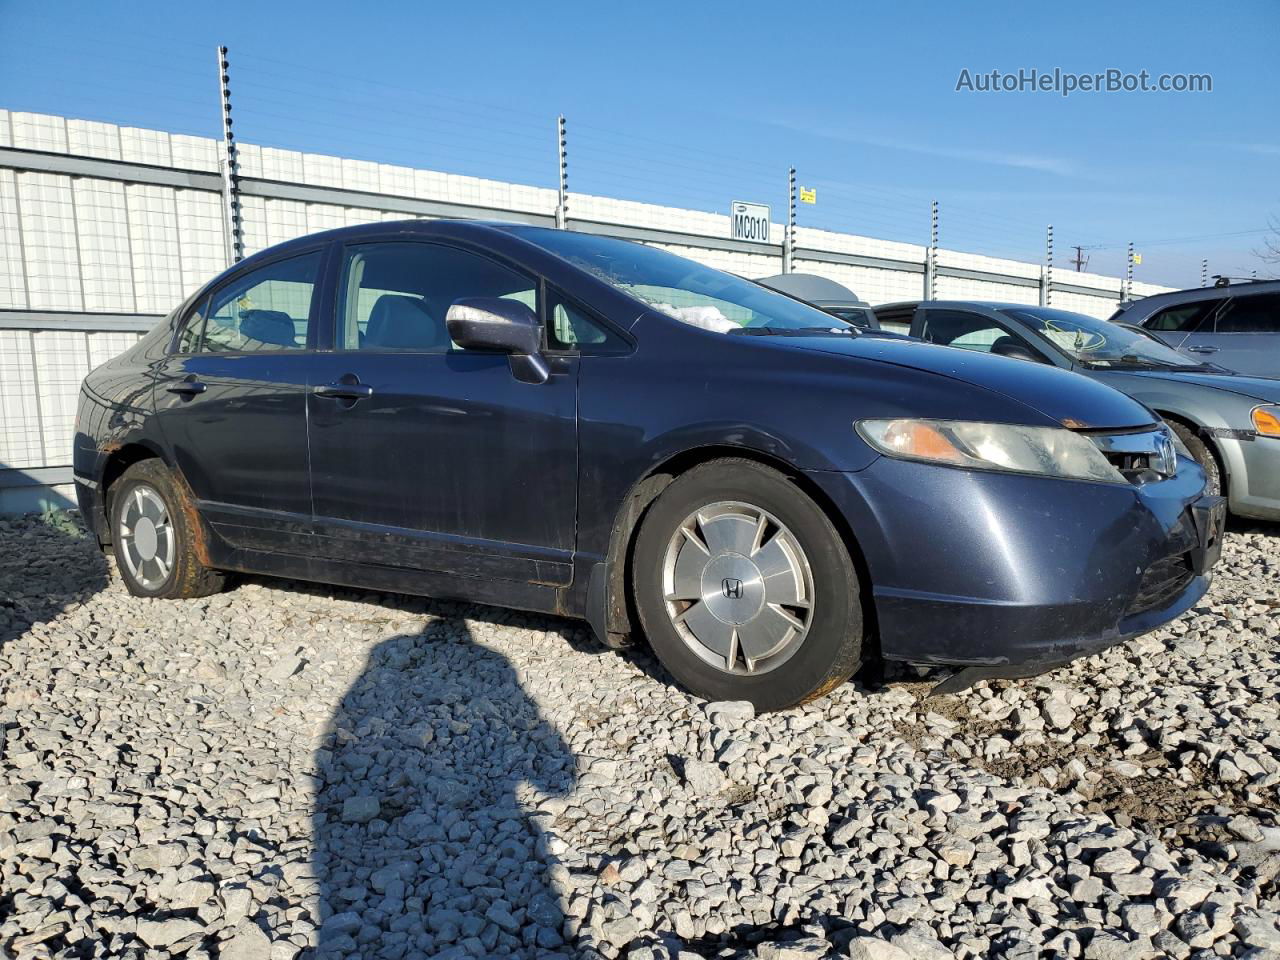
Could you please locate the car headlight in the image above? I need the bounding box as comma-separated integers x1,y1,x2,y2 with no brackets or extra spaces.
856,418,1126,484
1252,405,1280,438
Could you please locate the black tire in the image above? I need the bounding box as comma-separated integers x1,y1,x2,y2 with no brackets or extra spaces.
108,460,225,599
632,459,863,712
1166,420,1222,497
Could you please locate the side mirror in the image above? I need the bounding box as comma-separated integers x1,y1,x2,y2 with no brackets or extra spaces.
990,340,1047,363
446,297,549,383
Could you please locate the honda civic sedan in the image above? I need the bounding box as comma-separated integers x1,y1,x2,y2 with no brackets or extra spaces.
74,220,1225,710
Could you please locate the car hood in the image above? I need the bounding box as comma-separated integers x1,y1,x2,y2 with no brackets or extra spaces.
1104,368,1280,403
766,334,1156,429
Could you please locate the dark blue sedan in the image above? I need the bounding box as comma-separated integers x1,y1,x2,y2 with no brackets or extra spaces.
74,221,1225,709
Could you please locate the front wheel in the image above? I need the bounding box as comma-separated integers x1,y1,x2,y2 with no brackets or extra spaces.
632,459,863,711
1166,420,1222,497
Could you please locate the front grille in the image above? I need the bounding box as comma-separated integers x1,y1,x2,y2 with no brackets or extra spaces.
1087,426,1178,484
1126,553,1194,617
1101,449,1159,480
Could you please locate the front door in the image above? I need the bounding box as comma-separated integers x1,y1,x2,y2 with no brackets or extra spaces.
152,249,324,554
306,239,578,586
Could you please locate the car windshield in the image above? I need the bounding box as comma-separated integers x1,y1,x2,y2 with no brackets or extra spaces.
999,306,1201,368
511,227,855,335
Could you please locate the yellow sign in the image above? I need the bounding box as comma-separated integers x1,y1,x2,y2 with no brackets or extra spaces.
1131,253,1143,265
799,186,816,204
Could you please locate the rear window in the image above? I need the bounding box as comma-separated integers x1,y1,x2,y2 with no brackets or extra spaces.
1215,292,1280,333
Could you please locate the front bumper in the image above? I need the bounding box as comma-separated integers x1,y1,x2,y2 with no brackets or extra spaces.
808,455,1223,675
1218,434,1280,521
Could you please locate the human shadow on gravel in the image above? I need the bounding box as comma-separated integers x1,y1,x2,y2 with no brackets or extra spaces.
310,616,579,959
0,507,110,652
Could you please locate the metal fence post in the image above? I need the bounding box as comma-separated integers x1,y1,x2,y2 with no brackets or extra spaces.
783,167,795,273
1042,224,1053,306
216,46,243,265
923,200,938,299
555,115,568,230
1123,241,1134,301
1201,259,1208,287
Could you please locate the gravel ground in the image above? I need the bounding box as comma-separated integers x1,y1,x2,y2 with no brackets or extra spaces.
2,512,1279,960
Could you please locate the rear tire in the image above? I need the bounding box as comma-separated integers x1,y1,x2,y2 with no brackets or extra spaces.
1166,420,1222,497
109,460,225,599
632,459,863,711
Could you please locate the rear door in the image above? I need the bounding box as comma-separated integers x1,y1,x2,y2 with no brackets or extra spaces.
305,239,580,585
152,249,324,554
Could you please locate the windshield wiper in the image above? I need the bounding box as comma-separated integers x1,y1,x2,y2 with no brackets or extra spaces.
1086,354,1170,368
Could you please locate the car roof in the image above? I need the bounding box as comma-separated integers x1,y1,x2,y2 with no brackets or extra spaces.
873,300,1054,313
1115,278,1280,316
755,273,867,305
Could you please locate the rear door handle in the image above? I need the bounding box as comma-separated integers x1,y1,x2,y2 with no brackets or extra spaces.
314,382,373,400
166,379,207,396
1187,345,1219,354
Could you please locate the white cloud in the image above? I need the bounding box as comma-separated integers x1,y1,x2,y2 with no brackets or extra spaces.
761,117,1078,178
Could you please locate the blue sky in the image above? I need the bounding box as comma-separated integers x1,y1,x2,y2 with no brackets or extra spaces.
2,0,1276,286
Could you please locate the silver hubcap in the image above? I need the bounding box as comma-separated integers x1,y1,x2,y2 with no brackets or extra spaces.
118,484,175,590
661,501,814,675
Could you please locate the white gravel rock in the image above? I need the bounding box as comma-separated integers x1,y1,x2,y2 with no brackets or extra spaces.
1,511,1278,959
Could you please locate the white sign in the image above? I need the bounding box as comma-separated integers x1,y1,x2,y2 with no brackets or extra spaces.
730,201,771,243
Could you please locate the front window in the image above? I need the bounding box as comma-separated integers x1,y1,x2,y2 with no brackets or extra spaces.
337,241,536,352
999,306,1201,368
511,228,855,335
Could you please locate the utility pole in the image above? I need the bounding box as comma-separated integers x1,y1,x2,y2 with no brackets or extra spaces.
1070,245,1088,272
216,45,243,264
783,167,796,274
555,115,568,230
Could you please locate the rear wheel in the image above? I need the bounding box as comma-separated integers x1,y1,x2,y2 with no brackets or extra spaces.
632,459,863,711
1166,420,1222,497
109,460,225,599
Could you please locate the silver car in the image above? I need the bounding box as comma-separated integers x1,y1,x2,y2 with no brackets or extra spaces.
877,300,1280,521
1112,279,1280,379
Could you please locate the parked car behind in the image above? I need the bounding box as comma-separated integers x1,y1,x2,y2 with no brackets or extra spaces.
1112,279,1280,378
876,300,1280,521
756,273,880,329
76,222,1224,709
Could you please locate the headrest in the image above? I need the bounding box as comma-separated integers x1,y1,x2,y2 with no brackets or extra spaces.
366,295,446,350
239,309,298,347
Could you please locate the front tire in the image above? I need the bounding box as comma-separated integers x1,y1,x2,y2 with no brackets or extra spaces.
1166,420,1222,497
109,460,225,599
632,459,863,711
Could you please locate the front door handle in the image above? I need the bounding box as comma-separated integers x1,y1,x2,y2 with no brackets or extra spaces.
314,381,374,400
166,378,207,397
1187,345,1219,354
